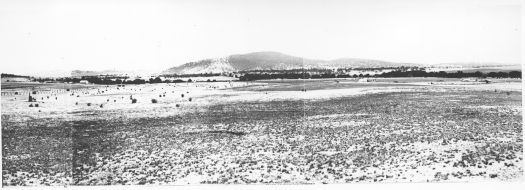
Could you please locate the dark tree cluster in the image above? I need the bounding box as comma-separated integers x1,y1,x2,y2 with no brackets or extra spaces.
239,70,521,81
1,73,31,78
239,73,369,81
378,70,521,78
30,76,196,85
161,73,221,78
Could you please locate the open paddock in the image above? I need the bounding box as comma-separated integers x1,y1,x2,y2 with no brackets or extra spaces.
1,78,522,185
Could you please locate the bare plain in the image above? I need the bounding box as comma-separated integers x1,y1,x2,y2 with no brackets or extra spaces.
1,78,522,185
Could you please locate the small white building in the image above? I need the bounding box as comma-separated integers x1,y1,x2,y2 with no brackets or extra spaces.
79,80,89,84
460,78,477,82
358,78,375,82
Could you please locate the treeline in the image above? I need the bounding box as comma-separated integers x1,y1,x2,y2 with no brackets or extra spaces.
41,76,220,84
1,73,31,78
239,70,522,81
237,66,418,74
161,73,221,78
240,73,342,81
378,70,521,78
64,77,191,84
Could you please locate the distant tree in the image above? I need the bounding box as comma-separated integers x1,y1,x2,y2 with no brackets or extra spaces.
497,72,509,78
152,77,162,83
472,71,483,78
509,71,521,78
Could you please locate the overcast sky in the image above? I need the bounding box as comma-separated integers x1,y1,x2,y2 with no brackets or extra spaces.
0,0,522,75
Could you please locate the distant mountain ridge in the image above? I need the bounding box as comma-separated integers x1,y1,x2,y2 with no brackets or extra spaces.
71,70,127,77
64,52,522,77
162,51,422,75
71,70,155,77
431,62,521,68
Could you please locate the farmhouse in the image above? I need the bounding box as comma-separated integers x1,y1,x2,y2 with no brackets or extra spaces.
358,78,375,82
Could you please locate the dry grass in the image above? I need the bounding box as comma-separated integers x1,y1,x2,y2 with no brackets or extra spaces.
1,79,522,185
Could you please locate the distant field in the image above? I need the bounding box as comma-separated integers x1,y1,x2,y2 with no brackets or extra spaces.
1,82,100,90
233,78,520,92
1,79,522,185
236,79,420,91
429,65,522,73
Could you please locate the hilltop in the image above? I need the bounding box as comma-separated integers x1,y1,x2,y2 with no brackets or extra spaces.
162,51,419,75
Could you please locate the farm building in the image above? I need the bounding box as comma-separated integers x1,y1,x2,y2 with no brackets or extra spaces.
460,78,477,82
79,80,89,84
358,78,375,82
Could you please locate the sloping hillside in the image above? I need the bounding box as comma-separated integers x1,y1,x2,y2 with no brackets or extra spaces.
163,51,419,75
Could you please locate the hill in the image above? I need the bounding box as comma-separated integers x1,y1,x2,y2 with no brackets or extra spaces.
162,51,417,75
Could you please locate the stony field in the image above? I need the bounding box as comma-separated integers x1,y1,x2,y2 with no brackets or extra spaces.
1,78,522,185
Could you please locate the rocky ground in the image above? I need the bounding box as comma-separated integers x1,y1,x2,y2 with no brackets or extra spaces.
1,79,522,185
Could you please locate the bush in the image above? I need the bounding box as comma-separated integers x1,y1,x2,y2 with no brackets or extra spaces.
29,104,33,107
151,99,158,103
189,98,192,102
34,104,39,107
132,99,137,104
176,104,180,107
32,91,37,94
87,103,91,106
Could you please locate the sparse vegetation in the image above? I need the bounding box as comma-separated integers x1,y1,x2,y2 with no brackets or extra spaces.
1,78,522,186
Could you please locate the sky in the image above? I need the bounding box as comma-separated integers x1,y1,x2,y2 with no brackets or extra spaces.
0,0,523,75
